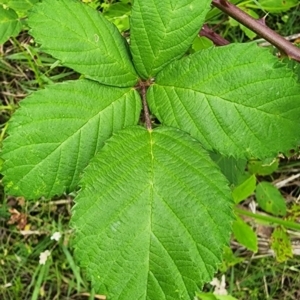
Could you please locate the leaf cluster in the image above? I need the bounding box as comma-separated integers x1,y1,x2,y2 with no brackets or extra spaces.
1,0,300,299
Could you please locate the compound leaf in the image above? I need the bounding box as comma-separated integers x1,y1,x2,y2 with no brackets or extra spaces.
0,6,22,44
2,80,141,199
28,0,138,87
148,43,300,159
130,0,211,79
72,126,233,300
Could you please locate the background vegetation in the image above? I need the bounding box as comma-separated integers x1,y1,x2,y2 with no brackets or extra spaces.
0,0,300,299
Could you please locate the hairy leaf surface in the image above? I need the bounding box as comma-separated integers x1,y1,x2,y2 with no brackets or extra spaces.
148,43,300,158
28,0,138,87
2,80,141,199
130,0,211,79
72,126,233,299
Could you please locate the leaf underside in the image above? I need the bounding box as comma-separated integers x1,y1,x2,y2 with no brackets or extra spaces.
148,43,300,159
72,126,233,300
2,80,141,199
28,0,138,87
130,0,211,79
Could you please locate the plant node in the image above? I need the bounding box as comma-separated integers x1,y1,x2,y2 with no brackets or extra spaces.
136,79,153,130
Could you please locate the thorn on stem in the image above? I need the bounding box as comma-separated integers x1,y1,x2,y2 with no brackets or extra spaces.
219,0,229,7
257,16,267,26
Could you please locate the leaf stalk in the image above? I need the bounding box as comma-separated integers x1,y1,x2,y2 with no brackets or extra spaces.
139,80,152,130
200,24,230,46
235,207,300,231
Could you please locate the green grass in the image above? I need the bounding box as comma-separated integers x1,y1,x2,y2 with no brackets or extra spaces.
226,256,300,299
0,195,94,300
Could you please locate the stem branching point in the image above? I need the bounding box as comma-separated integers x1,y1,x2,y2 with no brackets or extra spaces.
137,79,153,130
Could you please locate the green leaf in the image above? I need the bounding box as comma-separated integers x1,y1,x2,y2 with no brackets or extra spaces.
2,80,141,199
130,0,211,78
248,158,279,175
239,9,258,39
255,181,287,216
210,152,247,186
0,5,22,44
215,295,238,300
191,36,214,52
219,246,244,273
103,2,131,32
288,203,300,222
232,216,258,252
197,293,218,300
197,292,239,300
271,226,293,262
148,43,300,159
28,0,138,87
258,0,298,13
72,126,233,299
229,7,258,40
5,0,38,16
232,174,256,204
285,53,300,83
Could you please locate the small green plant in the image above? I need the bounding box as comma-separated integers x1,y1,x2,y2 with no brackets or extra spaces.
2,0,300,299
0,0,39,44
229,157,300,261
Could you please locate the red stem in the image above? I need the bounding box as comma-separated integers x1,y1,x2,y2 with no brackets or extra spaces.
212,0,300,62
141,82,152,130
200,24,230,46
